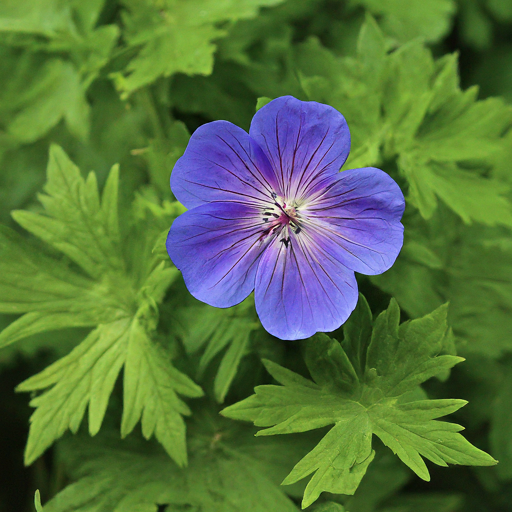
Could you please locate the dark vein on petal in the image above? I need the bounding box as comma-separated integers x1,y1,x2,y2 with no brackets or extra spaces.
215,134,275,197
294,235,339,314
298,145,342,200
275,112,286,193
293,130,332,198
298,232,356,300
288,114,304,197
288,240,314,331
181,177,267,206
208,232,268,289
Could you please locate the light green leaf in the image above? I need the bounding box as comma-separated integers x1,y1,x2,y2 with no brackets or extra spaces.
399,156,512,226
12,146,124,279
370,399,489,480
3,147,200,465
366,301,462,397
0,0,73,36
0,225,123,348
222,299,495,507
282,415,374,508
34,490,43,512
121,318,203,466
256,96,272,111
18,319,131,464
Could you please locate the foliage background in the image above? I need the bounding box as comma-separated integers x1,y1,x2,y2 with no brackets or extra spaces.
1,0,512,511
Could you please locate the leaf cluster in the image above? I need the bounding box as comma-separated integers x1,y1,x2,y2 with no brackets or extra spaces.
0,145,202,466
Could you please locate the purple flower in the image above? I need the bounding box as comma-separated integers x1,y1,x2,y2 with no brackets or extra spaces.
167,96,404,340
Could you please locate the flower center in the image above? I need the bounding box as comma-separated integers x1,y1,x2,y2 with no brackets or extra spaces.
261,193,302,248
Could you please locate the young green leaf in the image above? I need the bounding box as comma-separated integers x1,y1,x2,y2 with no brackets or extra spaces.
12,145,124,279
222,298,496,508
34,490,43,512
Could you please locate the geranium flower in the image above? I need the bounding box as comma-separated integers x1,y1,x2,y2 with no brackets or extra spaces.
167,96,404,340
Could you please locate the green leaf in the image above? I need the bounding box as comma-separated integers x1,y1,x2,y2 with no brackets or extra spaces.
381,492,463,512
115,0,287,96
222,299,496,507
342,294,373,379
12,146,124,279
447,228,512,356
0,0,73,35
0,2,118,143
17,319,130,464
256,96,272,111
2,147,201,465
370,399,486,480
121,318,203,466
344,451,410,512
488,0,512,21
7,60,90,143
282,414,375,508
34,490,43,512
458,0,493,49
400,159,512,225
0,225,123,348
366,301,461,397
177,299,259,402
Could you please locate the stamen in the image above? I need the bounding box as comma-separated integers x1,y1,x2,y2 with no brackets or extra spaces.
260,193,303,243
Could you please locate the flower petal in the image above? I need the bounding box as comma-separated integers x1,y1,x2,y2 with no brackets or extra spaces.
171,121,278,209
167,202,267,308
254,234,358,340
249,96,350,201
304,167,405,275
